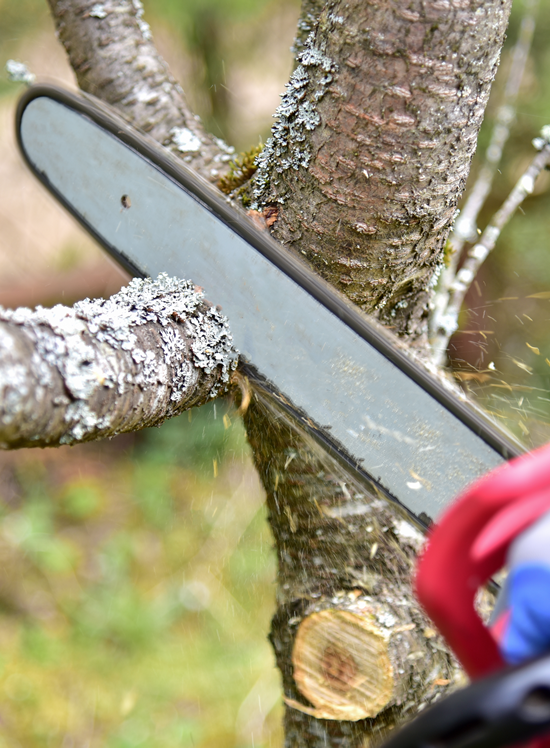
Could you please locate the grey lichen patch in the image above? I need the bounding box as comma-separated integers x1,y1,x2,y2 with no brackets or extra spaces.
89,4,107,19
73,273,237,395
252,28,338,209
0,274,237,448
292,11,318,57
131,0,152,40
5,60,36,85
169,126,202,153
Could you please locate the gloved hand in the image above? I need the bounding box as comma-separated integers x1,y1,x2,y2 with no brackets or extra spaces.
416,441,550,679
492,510,550,665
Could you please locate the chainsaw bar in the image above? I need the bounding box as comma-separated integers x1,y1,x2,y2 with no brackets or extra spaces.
15,85,522,522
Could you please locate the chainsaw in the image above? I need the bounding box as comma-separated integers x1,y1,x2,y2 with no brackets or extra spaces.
15,84,524,527
15,83,550,748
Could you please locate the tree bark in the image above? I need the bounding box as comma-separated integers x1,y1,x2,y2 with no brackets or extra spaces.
245,1,510,745
0,275,236,448
244,388,463,746
47,0,234,182
31,1,512,746
253,0,512,338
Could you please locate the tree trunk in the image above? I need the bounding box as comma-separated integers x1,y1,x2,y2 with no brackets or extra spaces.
244,388,463,746
38,1,512,746
253,0,511,338
245,1,510,744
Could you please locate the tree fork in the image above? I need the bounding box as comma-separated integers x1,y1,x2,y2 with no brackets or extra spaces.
41,1,511,745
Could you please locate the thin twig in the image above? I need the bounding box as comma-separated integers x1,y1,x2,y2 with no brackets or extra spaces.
429,0,538,363
439,134,550,355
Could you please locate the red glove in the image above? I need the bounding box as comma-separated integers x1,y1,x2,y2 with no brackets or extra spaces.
416,441,550,679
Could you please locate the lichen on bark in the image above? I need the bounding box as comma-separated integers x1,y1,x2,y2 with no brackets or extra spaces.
254,0,512,339
0,275,237,448
292,0,329,61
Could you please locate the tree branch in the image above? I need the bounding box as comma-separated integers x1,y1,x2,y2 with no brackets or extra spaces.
429,0,539,363
0,275,237,448
438,134,550,343
46,0,234,182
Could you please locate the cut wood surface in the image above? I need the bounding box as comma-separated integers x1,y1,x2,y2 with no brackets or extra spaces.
291,609,395,720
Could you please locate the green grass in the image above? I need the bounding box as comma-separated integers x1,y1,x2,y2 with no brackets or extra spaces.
0,401,281,748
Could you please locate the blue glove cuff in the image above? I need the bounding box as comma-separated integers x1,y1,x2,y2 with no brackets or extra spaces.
500,562,550,665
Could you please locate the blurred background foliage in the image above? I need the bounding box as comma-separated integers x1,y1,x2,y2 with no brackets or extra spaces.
0,0,302,744
145,0,300,146
446,1,550,445
2,0,550,745
0,401,281,748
